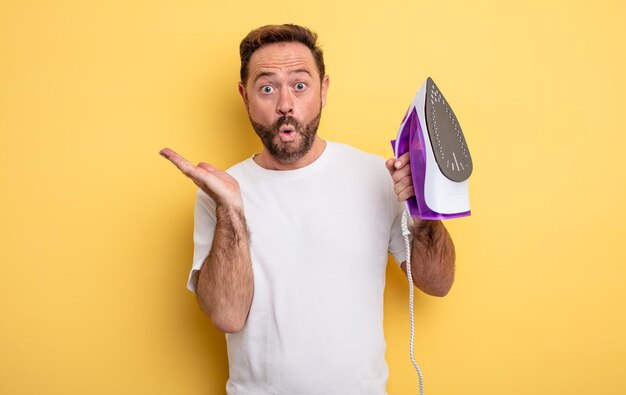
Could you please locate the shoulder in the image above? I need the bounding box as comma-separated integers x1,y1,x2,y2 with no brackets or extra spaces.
225,156,255,177
327,141,388,173
328,141,384,162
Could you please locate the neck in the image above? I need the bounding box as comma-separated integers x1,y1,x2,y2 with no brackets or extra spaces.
254,137,326,170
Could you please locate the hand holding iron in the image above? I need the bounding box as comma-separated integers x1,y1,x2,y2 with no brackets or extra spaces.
159,148,244,209
386,151,416,202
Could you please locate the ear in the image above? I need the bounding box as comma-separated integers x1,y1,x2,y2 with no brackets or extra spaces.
321,75,330,108
238,82,249,107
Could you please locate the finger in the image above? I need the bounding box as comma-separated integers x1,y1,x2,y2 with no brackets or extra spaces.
198,162,238,187
160,148,188,168
391,164,412,183
385,158,396,173
198,162,217,172
159,147,179,160
394,152,411,169
394,176,413,196
397,184,416,201
160,149,200,178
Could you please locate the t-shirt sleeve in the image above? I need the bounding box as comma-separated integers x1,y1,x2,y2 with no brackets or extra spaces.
387,174,408,266
187,188,217,293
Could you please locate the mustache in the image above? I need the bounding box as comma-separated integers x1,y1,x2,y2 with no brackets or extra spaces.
273,116,302,131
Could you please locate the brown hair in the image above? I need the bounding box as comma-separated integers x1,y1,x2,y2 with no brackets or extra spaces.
239,24,325,85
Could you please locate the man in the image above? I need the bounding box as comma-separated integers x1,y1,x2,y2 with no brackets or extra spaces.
160,24,455,394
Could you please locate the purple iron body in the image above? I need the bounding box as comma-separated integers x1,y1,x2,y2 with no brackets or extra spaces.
392,77,473,220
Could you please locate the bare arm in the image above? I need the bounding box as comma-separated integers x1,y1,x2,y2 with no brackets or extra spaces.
160,148,253,333
197,203,253,333
386,153,456,297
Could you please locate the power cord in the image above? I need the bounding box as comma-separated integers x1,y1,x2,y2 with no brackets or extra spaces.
401,210,425,395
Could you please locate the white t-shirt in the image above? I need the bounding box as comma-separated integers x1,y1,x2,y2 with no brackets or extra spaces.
189,142,407,395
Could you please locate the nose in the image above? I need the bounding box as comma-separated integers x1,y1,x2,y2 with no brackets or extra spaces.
276,88,294,115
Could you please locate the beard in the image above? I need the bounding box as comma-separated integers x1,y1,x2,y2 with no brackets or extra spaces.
249,109,322,163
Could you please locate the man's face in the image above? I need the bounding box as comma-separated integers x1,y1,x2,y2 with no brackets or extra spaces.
239,42,329,163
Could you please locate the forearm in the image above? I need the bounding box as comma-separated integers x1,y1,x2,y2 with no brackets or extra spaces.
197,204,253,333
408,219,455,297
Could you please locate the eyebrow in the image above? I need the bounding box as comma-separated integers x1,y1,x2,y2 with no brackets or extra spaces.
290,69,312,77
253,69,313,84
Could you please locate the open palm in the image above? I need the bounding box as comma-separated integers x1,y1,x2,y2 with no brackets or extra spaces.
160,148,243,209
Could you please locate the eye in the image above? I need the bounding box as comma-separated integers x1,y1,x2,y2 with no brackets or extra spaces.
261,85,275,94
294,82,307,91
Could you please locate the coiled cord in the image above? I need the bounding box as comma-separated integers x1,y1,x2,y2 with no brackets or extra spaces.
401,210,425,395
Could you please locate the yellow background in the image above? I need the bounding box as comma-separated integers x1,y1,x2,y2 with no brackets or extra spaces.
1,0,625,394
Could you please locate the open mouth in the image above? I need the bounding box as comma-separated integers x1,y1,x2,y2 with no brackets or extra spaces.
278,124,298,140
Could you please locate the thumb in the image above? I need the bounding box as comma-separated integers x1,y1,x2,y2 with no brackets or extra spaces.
198,162,217,172
385,158,396,172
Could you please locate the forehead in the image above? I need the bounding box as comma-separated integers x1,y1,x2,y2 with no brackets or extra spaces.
248,42,318,82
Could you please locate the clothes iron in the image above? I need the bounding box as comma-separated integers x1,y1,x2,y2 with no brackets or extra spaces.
392,77,473,220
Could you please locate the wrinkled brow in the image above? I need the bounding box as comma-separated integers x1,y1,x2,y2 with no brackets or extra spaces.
253,69,312,84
